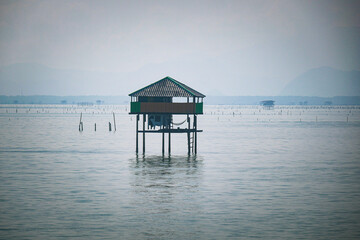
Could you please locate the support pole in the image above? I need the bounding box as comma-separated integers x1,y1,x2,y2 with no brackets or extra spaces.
162,127,165,155
194,115,197,154
187,115,190,155
168,130,171,155
143,114,145,154
136,114,139,153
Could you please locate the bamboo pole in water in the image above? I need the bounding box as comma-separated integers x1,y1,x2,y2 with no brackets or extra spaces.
79,113,83,131
113,112,116,131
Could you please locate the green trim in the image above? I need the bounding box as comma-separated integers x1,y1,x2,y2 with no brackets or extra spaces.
128,78,166,96
166,76,205,98
130,102,141,113
195,103,203,114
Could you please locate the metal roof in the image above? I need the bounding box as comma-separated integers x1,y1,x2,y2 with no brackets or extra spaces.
129,76,206,98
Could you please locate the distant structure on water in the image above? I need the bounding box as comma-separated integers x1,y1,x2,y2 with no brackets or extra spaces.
260,100,275,110
129,76,205,155
77,102,93,106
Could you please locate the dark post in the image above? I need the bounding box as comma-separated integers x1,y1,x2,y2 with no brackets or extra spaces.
136,114,139,153
162,127,165,155
187,115,190,155
94,123,96,131
109,122,112,131
194,115,197,154
168,125,171,154
143,114,145,153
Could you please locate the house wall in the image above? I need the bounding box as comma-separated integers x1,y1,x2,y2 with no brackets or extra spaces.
130,102,203,114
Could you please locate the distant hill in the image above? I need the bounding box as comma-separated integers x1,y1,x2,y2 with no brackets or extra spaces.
280,67,360,97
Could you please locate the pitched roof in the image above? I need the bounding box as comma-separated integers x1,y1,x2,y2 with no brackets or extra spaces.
129,76,206,98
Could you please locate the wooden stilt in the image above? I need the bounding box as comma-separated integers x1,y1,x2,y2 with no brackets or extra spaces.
162,127,165,155
168,132,171,155
194,115,197,154
136,114,139,153
187,115,190,155
143,114,145,153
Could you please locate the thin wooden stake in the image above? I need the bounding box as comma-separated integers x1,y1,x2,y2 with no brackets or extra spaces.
113,112,116,131
79,113,83,131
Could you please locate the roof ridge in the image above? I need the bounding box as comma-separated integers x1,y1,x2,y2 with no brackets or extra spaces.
169,77,205,97
166,76,196,96
128,77,167,96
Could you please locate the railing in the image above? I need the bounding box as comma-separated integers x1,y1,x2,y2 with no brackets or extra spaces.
130,102,203,114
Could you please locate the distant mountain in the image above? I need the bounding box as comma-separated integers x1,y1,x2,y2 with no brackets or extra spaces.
281,67,360,97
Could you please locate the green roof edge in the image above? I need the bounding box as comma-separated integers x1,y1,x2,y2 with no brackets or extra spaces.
128,77,166,96
165,76,196,97
170,77,205,97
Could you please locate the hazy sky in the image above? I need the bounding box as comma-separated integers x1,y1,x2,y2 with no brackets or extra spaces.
0,0,359,95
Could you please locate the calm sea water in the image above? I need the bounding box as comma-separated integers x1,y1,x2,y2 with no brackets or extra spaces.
0,104,360,239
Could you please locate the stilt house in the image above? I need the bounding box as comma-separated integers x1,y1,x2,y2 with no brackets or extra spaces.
129,76,205,155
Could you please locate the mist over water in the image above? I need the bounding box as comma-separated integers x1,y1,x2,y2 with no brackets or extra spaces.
0,104,360,239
